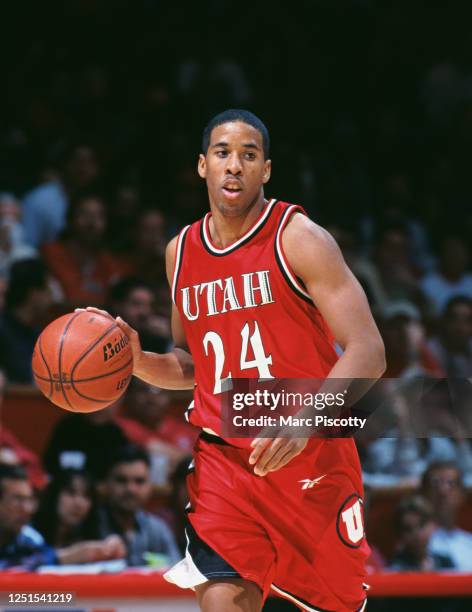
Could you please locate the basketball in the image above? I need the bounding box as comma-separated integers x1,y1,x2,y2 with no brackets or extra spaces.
32,311,133,413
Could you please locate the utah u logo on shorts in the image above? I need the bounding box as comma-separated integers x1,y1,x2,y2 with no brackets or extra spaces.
336,494,365,548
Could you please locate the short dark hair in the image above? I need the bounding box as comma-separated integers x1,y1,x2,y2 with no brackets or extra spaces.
33,469,98,544
5,258,48,310
394,495,434,532
421,460,463,491
0,464,28,498
108,276,154,305
202,109,270,159
442,295,472,317
106,445,151,477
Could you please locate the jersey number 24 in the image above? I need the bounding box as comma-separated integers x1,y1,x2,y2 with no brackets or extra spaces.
203,322,273,393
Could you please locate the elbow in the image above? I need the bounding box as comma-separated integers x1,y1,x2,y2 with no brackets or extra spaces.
371,336,386,378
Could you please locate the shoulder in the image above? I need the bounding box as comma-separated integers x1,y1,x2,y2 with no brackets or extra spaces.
281,211,345,281
23,181,64,207
137,511,173,535
165,224,193,284
282,211,337,250
19,525,45,547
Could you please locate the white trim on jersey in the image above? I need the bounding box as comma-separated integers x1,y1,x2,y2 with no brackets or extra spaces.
201,198,277,254
275,205,313,301
171,224,191,304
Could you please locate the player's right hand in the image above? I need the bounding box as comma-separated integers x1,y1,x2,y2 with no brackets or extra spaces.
75,307,144,369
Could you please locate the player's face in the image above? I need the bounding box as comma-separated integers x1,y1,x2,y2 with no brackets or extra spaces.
198,121,271,217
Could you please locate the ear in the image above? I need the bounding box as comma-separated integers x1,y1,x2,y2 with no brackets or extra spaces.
262,159,271,184
198,154,206,179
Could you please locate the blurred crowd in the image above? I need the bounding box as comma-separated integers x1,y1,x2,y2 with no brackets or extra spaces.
0,0,471,585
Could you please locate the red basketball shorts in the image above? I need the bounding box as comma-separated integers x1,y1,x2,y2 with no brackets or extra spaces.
165,432,369,612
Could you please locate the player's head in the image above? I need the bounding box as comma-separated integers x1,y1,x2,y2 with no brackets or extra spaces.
199,109,271,217
202,110,270,160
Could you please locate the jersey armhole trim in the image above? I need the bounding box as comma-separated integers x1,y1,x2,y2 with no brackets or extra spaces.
275,205,314,305
172,225,191,304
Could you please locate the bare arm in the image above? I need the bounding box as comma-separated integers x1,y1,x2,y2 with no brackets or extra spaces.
250,213,386,475
284,213,385,379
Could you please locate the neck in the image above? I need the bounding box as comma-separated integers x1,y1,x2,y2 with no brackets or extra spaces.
55,523,73,547
208,193,266,249
109,506,136,532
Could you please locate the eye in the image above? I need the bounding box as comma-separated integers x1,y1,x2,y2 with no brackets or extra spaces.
216,150,228,158
244,152,256,160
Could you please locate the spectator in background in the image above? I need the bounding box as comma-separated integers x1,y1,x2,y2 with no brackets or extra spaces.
159,456,192,556
381,301,444,379
33,469,125,565
98,445,180,567
43,405,129,481
107,181,142,253
115,378,197,487
0,259,52,383
428,296,472,378
421,461,472,570
0,193,37,279
389,495,454,571
0,277,6,315
420,234,472,315
0,464,55,569
42,193,131,306
21,144,101,248
127,209,167,287
371,223,424,307
109,276,170,353
0,369,46,489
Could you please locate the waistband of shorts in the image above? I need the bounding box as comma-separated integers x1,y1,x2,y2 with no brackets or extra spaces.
200,430,232,446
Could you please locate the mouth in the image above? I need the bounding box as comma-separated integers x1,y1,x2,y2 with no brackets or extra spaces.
222,183,243,200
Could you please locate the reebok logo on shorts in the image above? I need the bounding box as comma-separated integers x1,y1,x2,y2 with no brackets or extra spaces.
299,474,327,489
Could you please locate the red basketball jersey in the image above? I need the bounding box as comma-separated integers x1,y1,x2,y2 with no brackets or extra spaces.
172,199,339,445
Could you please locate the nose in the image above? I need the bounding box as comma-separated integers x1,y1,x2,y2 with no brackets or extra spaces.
225,151,242,175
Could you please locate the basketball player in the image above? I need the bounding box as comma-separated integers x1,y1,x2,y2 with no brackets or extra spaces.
85,109,385,611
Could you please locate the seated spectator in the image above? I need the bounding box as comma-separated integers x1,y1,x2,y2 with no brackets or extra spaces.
98,445,180,567
420,234,472,315
428,296,472,378
106,181,142,253
42,192,131,306
127,209,167,286
33,469,125,565
371,223,425,307
421,461,472,570
109,276,170,353
0,464,55,569
381,301,444,378
21,143,101,248
389,495,454,571
116,379,198,486
158,456,192,556
0,192,37,278
0,258,52,383
43,405,129,480
0,368,46,489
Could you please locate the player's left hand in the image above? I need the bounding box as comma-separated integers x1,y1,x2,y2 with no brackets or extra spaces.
249,436,309,477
